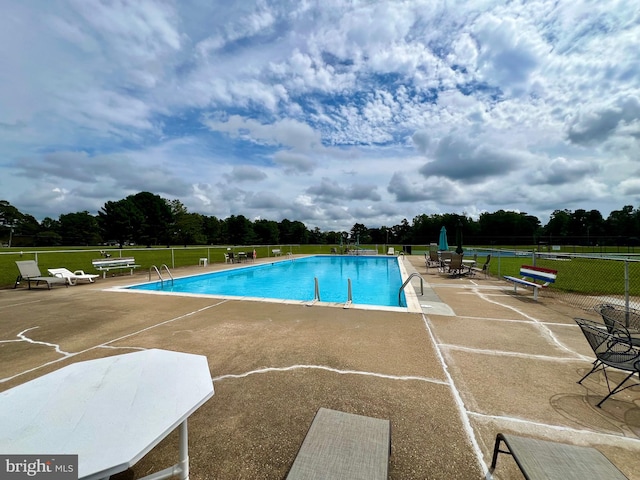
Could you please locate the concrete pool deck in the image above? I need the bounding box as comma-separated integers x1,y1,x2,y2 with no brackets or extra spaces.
1,254,639,479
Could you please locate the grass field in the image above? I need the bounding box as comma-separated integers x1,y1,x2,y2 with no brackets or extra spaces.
1,244,346,289
2,245,639,298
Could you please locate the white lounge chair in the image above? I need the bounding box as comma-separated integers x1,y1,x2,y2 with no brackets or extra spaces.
387,247,395,255
48,267,99,286
15,260,67,290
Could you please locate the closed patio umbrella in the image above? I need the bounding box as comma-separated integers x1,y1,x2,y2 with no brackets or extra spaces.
455,220,464,255
438,226,449,251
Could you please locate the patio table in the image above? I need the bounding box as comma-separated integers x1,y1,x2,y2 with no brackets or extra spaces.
442,258,476,267
0,349,214,480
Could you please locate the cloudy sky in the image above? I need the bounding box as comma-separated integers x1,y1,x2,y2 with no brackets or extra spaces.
1,1,639,231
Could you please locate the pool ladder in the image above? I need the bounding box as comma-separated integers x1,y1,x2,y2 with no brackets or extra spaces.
311,277,353,308
398,273,424,306
312,275,421,308
149,264,174,286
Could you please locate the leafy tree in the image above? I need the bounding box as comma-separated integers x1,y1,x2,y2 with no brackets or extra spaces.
607,205,636,238
7,190,640,249
410,214,448,244
350,223,370,244
324,230,342,244
0,200,21,226
0,200,23,245
308,227,326,244
179,213,206,245
129,192,173,246
279,219,309,244
586,210,606,238
18,214,41,237
226,215,256,245
545,209,571,241
368,226,388,244
289,220,309,244
391,218,411,244
98,198,142,247
253,219,280,244
41,217,61,233
479,210,541,244
203,216,223,244
36,231,63,247
168,200,206,245
59,211,101,245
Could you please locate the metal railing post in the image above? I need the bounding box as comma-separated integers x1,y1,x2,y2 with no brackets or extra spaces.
625,260,630,326
314,277,320,301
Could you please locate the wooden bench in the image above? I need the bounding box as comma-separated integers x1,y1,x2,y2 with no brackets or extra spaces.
491,433,628,479
287,408,390,480
272,249,282,256
504,264,557,301
92,257,140,279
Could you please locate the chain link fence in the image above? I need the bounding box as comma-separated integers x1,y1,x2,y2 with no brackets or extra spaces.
3,245,639,316
472,248,640,313
0,245,301,287
536,253,640,312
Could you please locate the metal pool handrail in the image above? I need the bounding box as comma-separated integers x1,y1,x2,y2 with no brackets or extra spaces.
399,273,423,306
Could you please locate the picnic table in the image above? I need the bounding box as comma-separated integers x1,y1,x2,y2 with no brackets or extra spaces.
0,349,214,480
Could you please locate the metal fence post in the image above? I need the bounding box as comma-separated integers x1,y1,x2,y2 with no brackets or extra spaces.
625,260,630,326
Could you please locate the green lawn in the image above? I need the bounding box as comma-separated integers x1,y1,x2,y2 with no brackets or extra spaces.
1,244,343,288
2,245,638,298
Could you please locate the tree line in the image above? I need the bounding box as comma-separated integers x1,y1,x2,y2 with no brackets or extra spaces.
1,194,640,248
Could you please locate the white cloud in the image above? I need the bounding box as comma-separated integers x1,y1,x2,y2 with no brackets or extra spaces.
566,95,640,146
225,166,268,183
0,0,639,230
204,115,321,151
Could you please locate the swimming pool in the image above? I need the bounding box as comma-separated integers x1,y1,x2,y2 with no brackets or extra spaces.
128,255,408,308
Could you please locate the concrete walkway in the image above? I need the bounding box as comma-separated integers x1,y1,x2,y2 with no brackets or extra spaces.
1,254,639,479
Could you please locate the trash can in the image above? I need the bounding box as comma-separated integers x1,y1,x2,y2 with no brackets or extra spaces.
403,245,412,254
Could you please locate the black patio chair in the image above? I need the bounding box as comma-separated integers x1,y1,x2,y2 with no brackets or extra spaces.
592,305,640,346
574,317,640,407
480,254,491,277
594,303,640,333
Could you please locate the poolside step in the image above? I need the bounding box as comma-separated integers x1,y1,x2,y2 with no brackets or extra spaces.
286,408,390,480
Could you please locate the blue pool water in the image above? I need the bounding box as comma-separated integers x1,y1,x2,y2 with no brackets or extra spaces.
129,255,407,307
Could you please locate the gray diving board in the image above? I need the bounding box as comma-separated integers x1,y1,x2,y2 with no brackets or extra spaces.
287,408,391,480
491,433,628,479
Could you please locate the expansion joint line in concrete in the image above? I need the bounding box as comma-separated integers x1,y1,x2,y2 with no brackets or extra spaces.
471,288,591,361
1,300,229,384
0,327,71,356
469,410,640,446
420,313,489,477
440,344,585,362
212,364,448,385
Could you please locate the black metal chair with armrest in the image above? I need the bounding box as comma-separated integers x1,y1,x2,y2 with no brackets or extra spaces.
574,317,640,407
594,303,640,333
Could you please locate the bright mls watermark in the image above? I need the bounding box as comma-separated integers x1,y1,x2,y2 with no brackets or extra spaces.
1,455,77,479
